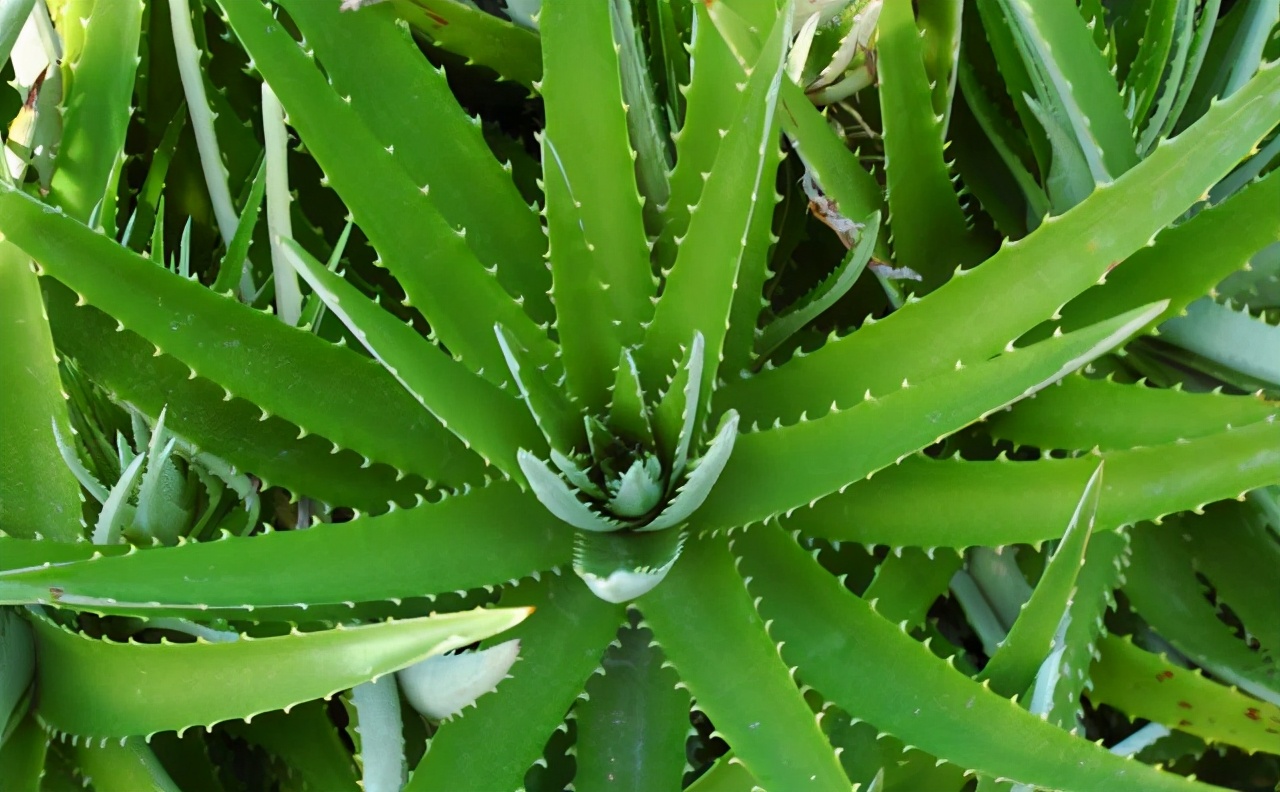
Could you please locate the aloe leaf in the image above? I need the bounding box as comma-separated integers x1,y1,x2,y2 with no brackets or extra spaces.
44,0,141,229
73,738,180,791
212,158,266,295
1126,520,1280,705
389,0,541,88
283,240,542,479
694,304,1164,532
0,188,482,487
610,0,673,233
783,419,1280,547
0,245,82,542
519,451,624,534
609,348,655,448
987,375,1278,452
398,640,520,721
574,526,685,604
877,0,984,290
756,211,880,360
91,452,145,546
643,410,739,532
407,575,623,792
0,482,570,618
123,102,187,253
1,607,34,746
217,0,554,381
349,675,406,792
495,324,584,456
221,702,360,791
1047,165,1280,340
1137,0,1196,153
979,465,1102,696
1180,502,1280,655
278,0,552,327
0,712,46,786
1090,635,1280,754
732,525,1218,791
1162,0,1222,138
640,7,788,399
863,549,963,629
575,622,689,792
539,0,656,411
1126,0,1180,132
684,752,756,792
722,58,1280,427
1158,299,1280,386
1024,93,1095,209
653,333,703,478
0,537,124,573
972,0,1050,174
28,605,529,738
640,535,850,790
917,0,964,131
0,0,35,67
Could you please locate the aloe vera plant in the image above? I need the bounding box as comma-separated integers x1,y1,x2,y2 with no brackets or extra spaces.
1,0,1278,788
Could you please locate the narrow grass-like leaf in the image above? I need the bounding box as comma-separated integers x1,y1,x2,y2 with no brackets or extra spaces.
0,483,569,619
987,375,1278,452
640,535,850,790
217,0,553,380
783,419,1280,547
877,0,983,290
0,245,82,542
30,606,530,738
407,575,623,792
212,158,266,295
722,59,1280,427
575,623,689,792
0,188,480,487
695,304,1164,532
979,465,1102,696
733,525,1217,791
1090,635,1280,753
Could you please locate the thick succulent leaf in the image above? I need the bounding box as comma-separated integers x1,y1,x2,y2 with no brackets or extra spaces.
1090,635,1280,754
987,375,1278,452
349,675,406,792
609,348,655,448
574,529,685,604
575,623,690,792
29,606,530,738
732,525,1217,791
917,0,964,128
279,0,552,327
863,549,964,629
398,640,520,721
782,419,1280,546
607,457,665,518
1125,0,1180,134
1158,298,1280,386
0,712,47,787
877,0,984,290
640,535,850,790
389,0,541,87
519,451,625,534
0,188,483,490
653,332,704,479
643,410,739,532
283,240,543,479
496,323,584,457
1,607,34,744
0,536,125,572
694,304,1164,532
45,0,142,228
73,738,180,791
755,212,880,360
978,465,1102,696
1136,0,1196,153
540,0,656,411
0,244,82,542
1126,520,1280,705
1160,0,1222,138
611,0,673,233
0,482,571,618
640,6,788,400
222,702,360,791
1180,502,1280,655
684,752,757,792
0,0,35,67
406,575,623,792
721,58,1280,427
217,0,554,381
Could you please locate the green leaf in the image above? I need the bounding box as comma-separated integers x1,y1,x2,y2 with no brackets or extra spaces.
640,6,788,400
29,605,530,738
407,575,623,792
987,375,1278,452
519,451,623,534
389,0,541,88
732,524,1220,791
608,348,655,448
573,526,685,604
45,0,143,229
349,675,406,792
278,0,553,328
398,640,520,721
0,536,125,573
694,304,1164,532
722,58,1280,427
979,464,1102,696
0,244,82,542
1158,299,1280,386
496,323,583,457
1125,0,1181,133
877,0,984,290
0,713,47,788
0,0,36,68
640,535,850,790
222,702,360,791
212,158,266,295
863,548,964,629
1,608,34,744
781,419,1280,547
0,482,571,619
217,0,554,382
73,738,181,792
611,0,673,234
574,623,690,792
1090,635,1280,754
0,187,481,489
644,410,739,532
